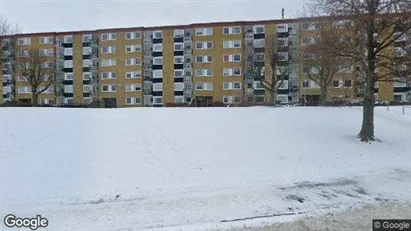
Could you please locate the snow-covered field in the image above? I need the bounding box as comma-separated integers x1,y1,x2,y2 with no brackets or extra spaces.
0,106,410,230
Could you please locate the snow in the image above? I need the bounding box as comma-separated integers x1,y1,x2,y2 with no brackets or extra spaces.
0,106,410,230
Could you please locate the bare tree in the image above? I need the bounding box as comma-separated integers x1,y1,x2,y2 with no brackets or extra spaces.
302,25,353,105
247,40,290,106
1,15,20,67
306,0,411,142
0,15,19,36
14,48,56,106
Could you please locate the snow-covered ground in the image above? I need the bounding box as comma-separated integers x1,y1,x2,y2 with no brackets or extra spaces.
0,106,410,230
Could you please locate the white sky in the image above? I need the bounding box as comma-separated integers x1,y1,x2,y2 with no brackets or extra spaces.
1,0,306,33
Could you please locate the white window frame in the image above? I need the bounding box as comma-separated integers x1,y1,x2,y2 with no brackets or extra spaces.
223,26,241,35
223,40,241,48
64,60,73,68
153,31,163,39
125,31,141,40
83,72,92,80
64,85,73,93
152,83,163,92
195,69,213,77
174,96,185,104
174,70,184,78
125,58,142,66
195,41,213,50
125,71,142,79
101,72,116,79
83,85,92,93
101,33,116,41
223,68,241,76
101,46,117,54
223,54,241,62
82,47,92,55
153,96,163,105
174,43,184,51
64,72,73,80
195,27,213,36
101,84,117,92
82,34,92,42
195,55,213,63
174,56,184,64
153,44,163,52
253,25,265,34
152,70,163,78
153,57,163,65
101,58,116,67
195,82,213,90
174,29,184,38
174,83,184,91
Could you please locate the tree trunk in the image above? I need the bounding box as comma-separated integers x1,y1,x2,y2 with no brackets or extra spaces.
358,83,375,142
32,92,38,106
269,89,276,106
320,87,328,106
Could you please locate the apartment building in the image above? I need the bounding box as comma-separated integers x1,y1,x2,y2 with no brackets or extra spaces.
1,17,409,107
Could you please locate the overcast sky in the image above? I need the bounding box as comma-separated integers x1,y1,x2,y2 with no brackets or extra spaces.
1,0,306,33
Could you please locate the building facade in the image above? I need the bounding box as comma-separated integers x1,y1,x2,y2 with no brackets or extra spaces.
1,18,410,107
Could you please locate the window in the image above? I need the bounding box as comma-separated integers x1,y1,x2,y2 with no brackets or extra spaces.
277,38,288,47
223,68,241,76
82,59,92,67
393,93,406,102
223,40,241,48
18,86,31,93
174,29,184,38
83,85,92,93
39,49,53,56
153,44,163,52
344,80,352,87
82,47,92,55
125,44,142,53
223,96,241,104
195,27,213,36
174,96,185,104
153,96,163,104
195,55,213,63
64,85,73,93
223,82,242,90
125,58,141,66
153,70,163,78
277,52,288,61
153,57,163,65
65,98,74,105
101,72,116,79
195,69,213,77
195,41,213,50
302,22,321,31
125,32,141,40
333,80,340,88
393,81,407,87
101,59,116,67
253,39,265,48
223,54,241,62
17,37,31,45
125,97,142,105
101,33,116,41
152,83,163,91
101,84,117,92
195,82,213,90
277,24,288,33
223,26,241,35
253,81,264,89
64,60,73,68
64,48,73,56
125,84,142,92
174,70,184,78
174,83,184,91
101,46,117,54
153,31,163,39
174,56,184,64
82,34,92,42
83,98,92,105
63,36,73,43
174,43,184,51
39,37,53,44
302,80,310,88
277,80,288,89
64,73,73,80
125,71,142,79
254,25,265,34
83,72,92,80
